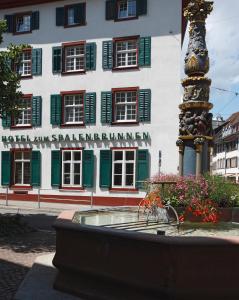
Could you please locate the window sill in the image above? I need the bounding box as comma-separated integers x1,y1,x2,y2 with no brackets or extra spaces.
61,71,86,76
10,185,32,190
112,66,139,72
11,125,32,130
64,22,86,28
13,30,32,35
60,123,85,128
114,16,138,22
60,187,85,191
111,121,139,126
20,75,33,80
109,188,138,193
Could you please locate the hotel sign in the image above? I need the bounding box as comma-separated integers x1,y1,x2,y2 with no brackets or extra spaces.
1,132,150,143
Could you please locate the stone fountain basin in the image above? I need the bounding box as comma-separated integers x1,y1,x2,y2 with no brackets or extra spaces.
53,209,239,300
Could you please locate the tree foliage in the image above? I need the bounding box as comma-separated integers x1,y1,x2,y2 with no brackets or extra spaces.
0,20,28,118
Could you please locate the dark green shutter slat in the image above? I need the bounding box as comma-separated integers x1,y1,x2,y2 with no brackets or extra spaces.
136,150,149,189
74,3,86,25
2,113,11,128
139,37,151,67
31,11,40,30
1,151,11,186
32,96,42,127
31,151,41,187
85,93,96,124
32,48,42,75
51,150,61,187
101,92,112,124
137,0,147,16
52,46,62,73
106,0,116,20
50,94,62,125
83,150,94,188
4,15,14,33
86,43,96,71
138,89,151,122
102,40,113,70
100,150,112,188
56,7,64,26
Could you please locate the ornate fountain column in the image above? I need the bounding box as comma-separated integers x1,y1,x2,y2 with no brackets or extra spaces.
177,0,214,177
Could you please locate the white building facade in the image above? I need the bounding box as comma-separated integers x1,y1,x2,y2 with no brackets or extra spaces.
0,0,183,205
212,112,239,184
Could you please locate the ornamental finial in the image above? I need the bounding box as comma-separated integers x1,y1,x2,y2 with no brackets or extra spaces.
184,0,213,22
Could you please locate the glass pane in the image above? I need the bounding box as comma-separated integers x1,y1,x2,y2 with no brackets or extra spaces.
64,163,71,173
15,152,22,160
128,0,136,16
114,151,123,161
114,163,122,174
126,151,134,160
24,152,30,159
74,163,81,174
114,175,122,186
74,151,81,161
15,162,22,184
23,162,30,184
126,175,134,186
67,7,75,25
63,152,71,161
126,163,134,174
64,174,70,185
74,174,81,185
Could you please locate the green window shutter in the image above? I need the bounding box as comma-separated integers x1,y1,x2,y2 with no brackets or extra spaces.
100,150,112,188
56,7,64,26
32,48,42,75
50,94,62,125
1,151,11,186
102,40,113,70
52,46,62,73
86,43,96,71
4,15,14,33
85,93,96,124
83,150,94,188
138,89,151,122
32,96,42,127
138,37,151,67
31,151,41,187
2,113,11,129
136,149,149,189
106,0,116,20
74,3,86,25
31,11,40,30
51,150,61,187
101,91,112,124
137,0,147,16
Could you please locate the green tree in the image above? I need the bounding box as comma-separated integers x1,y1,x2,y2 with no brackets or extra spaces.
0,20,27,118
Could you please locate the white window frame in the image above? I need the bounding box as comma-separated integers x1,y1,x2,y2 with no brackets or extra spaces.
62,149,83,187
118,0,137,19
63,94,84,125
17,51,32,77
115,39,138,68
114,90,137,123
15,14,31,33
14,98,32,127
64,45,85,73
14,151,31,186
112,149,136,189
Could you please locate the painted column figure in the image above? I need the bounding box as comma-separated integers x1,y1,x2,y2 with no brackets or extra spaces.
177,0,214,176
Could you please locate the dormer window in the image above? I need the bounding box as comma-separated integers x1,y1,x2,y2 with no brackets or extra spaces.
15,13,31,33
118,0,136,19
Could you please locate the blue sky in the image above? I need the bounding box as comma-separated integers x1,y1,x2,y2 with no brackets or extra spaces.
182,0,239,120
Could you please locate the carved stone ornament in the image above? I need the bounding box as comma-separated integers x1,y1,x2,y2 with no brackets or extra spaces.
184,0,213,22
194,137,205,145
183,83,210,102
176,139,184,147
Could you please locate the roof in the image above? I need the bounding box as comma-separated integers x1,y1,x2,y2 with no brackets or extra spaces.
226,111,239,126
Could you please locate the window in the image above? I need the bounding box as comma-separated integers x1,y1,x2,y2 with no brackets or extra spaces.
62,150,82,187
56,3,86,27
64,44,85,72
118,0,136,19
14,151,31,185
115,39,137,68
63,94,84,124
114,90,137,122
13,97,32,127
16,50,32,77
15,13,31,33
112,149,136,188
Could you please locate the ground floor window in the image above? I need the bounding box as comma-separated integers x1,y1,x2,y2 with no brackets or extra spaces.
112,149,136,188
62,149,82,187
13,150,31,185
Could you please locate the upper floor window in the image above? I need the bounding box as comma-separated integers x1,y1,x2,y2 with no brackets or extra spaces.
63,93,84,124
114,90,137,123
64,44,85,73
5,11,39,34
16,50,32,77
56,3,86,27
115,39,137,68
14,97,32,127
106,0,147,21
118,0,136,19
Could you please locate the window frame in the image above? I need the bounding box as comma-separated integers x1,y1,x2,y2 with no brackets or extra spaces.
11,94,33,129
13,11,32,35
61,90,86,127
116,0,138,21
62,41,86,75
11,148,32,188
112,87,139,125
111,147,137,190
14,48,32,79
113,36,139,71
64,4,86,28
61,148,84,189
